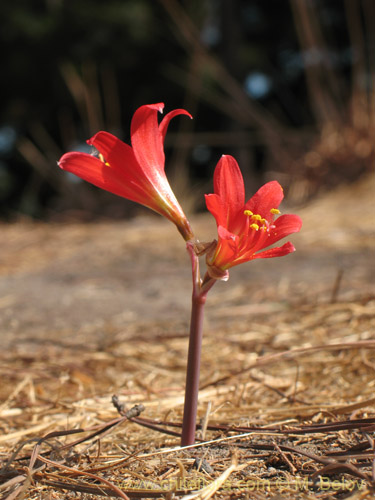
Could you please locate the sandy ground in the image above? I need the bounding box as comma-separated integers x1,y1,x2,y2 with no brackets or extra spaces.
0,175,373,350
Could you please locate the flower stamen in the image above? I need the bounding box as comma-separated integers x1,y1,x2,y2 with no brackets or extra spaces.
270,208,280,215
98,153,110,167
245,211,269,232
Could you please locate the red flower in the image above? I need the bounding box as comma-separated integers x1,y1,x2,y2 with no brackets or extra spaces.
58,103,194,240
204,155,302,280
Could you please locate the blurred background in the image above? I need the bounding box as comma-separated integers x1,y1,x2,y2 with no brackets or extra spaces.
0,0,374,221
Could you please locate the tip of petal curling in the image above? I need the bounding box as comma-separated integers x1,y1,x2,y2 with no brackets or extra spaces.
86,131,102,145
220,154,237,162
57,154,69,170
148,102,165,113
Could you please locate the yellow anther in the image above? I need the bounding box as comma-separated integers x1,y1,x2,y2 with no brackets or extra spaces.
270,208,280,215
97,153,110,166
244,210,253,216
250,223,259,231
251,214,262,221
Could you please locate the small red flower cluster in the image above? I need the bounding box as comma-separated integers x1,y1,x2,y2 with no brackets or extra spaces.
59,103,302,277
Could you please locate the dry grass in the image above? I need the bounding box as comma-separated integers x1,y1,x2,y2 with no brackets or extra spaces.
0,175,374,499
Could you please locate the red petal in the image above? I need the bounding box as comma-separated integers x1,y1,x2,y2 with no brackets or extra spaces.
245,181,284,220
205,193,226,227
266,214,302,246
253,241,296,259
207,226,239,269
159,108,192,143
214,155,245,207
217,225,239,248
213,155,245,225
58,151,147,204
88,131,141,177
88,126,185,216
212,226,239,267
130,103,165,174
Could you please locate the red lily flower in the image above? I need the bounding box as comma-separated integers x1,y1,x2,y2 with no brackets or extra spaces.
58,103,194,240
204,155,302,280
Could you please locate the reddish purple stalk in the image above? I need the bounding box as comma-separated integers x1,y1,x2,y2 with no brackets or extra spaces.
181,244,216,446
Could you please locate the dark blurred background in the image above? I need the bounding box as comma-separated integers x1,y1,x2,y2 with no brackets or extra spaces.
0,0,373,220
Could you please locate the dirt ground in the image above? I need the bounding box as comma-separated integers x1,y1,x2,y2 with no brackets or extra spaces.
0,174,374,499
